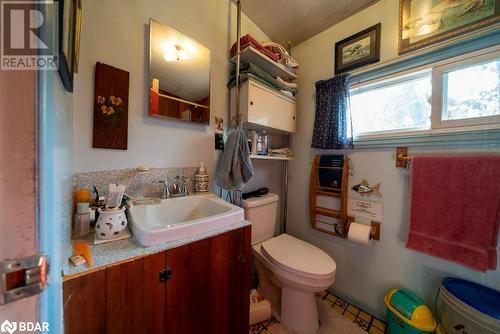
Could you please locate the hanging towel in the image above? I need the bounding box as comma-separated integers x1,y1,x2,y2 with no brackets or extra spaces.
216,128,254,190
406,156,500,272
311,73,353,149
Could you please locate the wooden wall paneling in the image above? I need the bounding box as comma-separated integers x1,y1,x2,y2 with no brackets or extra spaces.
63,269,107,334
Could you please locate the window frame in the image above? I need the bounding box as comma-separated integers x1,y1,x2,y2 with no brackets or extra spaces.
349,45,500,143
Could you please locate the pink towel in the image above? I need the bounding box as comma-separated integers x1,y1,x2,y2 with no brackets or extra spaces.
406,156,500,272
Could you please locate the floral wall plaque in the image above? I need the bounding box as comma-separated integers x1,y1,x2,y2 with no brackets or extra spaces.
92,62,130,150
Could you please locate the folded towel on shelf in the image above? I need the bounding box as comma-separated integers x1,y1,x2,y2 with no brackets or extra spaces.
215,128,254,190
280,90,295,99
277,76,298,89
228,62,298,94
268,148,294,158
230,34,279,62
262,42,299,70
406,155,500,272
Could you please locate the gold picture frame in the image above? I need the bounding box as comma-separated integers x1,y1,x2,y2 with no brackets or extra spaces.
399,0,500,54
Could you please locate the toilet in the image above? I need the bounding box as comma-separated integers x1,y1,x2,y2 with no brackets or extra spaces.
243,193,336,334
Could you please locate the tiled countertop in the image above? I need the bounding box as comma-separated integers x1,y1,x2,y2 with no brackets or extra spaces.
62,220,251,278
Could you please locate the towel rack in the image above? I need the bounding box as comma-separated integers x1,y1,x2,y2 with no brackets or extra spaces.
395,147,412,168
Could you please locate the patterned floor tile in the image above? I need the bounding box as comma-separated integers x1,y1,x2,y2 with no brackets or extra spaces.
358,311,372,322
326,293,338,304
335,298,348,309
333,304,346,314
355,317,370,330
317,290,328,299
249,290,385,334
369,326,385,334
344,311,357,321
372,318,386,331
347,304,360,315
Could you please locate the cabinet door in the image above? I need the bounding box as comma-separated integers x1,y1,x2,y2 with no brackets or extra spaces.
247,81,296,133
166,238,211,334
107,252,166,334
166,227,251,334
228,225,252,333
63,269,107,334
209,231,231,334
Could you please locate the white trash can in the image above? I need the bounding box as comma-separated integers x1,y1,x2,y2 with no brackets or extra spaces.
437,278,500,334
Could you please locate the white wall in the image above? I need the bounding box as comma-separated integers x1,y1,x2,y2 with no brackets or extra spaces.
289,0,500,317
73,0,269,176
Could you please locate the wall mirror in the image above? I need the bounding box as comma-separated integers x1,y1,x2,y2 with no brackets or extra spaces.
148,19,210,125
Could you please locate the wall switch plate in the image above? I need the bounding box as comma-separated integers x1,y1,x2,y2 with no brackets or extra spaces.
215,133,224,150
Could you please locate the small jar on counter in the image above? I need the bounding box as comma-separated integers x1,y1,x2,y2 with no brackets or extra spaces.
73,202,90,238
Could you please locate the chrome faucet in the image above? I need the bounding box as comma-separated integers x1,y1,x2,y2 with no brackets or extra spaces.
158,180,171,199
158,175,191,199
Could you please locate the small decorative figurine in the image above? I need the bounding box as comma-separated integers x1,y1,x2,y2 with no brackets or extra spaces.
352,179,382,197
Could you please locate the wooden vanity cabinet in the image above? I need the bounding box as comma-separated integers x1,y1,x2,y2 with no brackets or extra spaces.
63,225,251,334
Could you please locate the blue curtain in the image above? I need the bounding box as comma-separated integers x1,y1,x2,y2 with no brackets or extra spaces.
311,73,353,149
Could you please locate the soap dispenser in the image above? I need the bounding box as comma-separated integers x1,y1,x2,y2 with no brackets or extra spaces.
194,162,209,193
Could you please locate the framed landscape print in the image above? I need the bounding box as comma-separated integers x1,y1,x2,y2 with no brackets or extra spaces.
399,0,500,54
334,23,381,74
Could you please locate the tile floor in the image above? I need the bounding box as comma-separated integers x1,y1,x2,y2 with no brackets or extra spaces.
249,291,386,334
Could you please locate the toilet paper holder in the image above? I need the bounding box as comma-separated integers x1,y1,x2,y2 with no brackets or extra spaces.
346,216,381,241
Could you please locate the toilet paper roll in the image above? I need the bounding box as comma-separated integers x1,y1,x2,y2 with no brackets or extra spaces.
249,297,272,325
348,222,372,245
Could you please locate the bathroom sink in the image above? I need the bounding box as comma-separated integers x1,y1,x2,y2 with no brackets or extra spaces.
128,194,244,246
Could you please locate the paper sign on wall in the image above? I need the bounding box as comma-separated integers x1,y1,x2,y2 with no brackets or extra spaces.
348,198,382,221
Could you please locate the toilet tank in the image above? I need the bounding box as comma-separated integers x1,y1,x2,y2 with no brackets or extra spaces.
242,193,279,245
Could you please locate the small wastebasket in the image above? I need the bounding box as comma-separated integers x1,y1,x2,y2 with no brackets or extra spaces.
437,277,500,334
384,289,437,334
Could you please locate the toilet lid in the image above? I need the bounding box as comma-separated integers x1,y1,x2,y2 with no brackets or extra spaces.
260,234,336,279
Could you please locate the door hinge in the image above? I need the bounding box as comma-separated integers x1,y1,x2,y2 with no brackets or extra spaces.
0,255,49,305
159,267,172,282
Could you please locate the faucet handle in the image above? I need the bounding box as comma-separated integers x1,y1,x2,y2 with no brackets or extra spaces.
158,180,170,198
179,176,192,196
180,176,192,183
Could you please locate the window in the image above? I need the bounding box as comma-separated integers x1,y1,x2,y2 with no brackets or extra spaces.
349,47,500,140
350,70,431,134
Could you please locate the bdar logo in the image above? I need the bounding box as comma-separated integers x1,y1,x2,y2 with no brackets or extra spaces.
0,320,17,334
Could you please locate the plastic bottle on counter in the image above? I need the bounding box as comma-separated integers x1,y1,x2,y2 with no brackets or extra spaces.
194,162,209,193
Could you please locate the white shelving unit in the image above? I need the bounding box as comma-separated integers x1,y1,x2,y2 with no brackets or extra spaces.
230,2,296,233
231,46,298,81
250,155,294,161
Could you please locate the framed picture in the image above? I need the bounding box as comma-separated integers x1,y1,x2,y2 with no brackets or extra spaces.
92,62,130,150
56,0,77,92
73,0,82,73
334,23,381,74
399,0,500,54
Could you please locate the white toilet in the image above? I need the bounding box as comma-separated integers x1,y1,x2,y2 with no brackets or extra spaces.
243,193,336,334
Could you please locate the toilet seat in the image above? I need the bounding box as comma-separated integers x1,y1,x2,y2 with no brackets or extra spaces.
260,234,336,280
